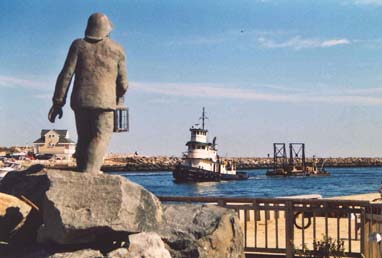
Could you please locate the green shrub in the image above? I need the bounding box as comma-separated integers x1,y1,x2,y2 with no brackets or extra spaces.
295,236,345,258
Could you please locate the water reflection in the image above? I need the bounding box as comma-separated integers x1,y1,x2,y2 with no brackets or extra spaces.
193,181,223,195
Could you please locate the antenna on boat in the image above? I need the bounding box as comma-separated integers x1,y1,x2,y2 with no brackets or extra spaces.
199,107,208,130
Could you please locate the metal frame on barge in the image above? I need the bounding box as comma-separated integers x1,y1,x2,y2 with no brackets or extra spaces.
266,143,330,177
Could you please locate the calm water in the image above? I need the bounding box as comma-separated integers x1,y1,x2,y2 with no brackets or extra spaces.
113,167,382,198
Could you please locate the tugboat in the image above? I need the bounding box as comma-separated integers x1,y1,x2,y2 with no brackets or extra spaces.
173,108,249,182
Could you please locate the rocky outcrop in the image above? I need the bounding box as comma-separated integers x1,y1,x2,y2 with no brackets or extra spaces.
0,166,163,245
49,249,104,258
37,170,163,245
0,166,244,257
121,232,171,258
103,156,181,171
0,164,50,207
0,193,32,242
46,233,172,258
0,167,44,245
160,204,244,258
23,155,382,172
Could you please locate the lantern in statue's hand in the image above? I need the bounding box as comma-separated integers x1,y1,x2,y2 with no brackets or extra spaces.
114,97,129,133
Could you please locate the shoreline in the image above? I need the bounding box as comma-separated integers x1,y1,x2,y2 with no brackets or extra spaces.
16,155,382,172
103,165,382,172
326,192,381,202
104,156,382,171
45,165,382,173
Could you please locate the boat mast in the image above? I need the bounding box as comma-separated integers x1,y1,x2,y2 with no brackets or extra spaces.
200,107,208,130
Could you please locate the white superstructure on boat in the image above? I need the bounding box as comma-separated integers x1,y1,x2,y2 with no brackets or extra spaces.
173,108,248,182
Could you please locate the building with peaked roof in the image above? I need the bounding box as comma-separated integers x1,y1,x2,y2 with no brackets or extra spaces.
33,129,76,160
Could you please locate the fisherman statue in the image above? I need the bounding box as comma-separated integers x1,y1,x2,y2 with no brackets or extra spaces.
48,13,128,174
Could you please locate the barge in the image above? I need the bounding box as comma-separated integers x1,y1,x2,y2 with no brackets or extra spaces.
266,143,330,177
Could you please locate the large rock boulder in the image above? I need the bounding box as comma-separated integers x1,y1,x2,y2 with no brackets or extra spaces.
0,166,244,258
0,167,164,245
49,249,103,258
119,232,171,258
0,192,32,241
0,165,50,208
38,170,163,244
0,192,42,244
160,204,244,258
1,246,50,258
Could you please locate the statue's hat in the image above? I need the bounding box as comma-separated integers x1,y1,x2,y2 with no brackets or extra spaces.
85,13,113,40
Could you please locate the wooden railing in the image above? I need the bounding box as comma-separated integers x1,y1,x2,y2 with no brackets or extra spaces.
159,196,382,258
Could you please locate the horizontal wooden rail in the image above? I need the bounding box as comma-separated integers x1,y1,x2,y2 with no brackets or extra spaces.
158,195,370,206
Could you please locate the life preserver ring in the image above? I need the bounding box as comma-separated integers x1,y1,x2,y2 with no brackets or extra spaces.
294,212,312,230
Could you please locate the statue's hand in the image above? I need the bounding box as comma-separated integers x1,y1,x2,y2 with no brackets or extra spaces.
116,96,125,107
48,105,63,123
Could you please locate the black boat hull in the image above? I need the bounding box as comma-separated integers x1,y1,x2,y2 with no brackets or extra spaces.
173,165,249,182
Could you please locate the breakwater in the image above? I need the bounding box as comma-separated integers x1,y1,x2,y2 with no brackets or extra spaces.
100,155,382,172
22,156,382,171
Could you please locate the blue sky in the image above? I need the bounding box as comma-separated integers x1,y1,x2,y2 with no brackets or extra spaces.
1,0,382,157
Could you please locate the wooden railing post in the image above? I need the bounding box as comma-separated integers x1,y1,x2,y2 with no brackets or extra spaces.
365,205,382,258
363,207,370,258
285,201,294,258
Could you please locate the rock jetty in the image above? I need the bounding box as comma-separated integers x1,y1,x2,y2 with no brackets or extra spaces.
0,165,244,258
103,155,180,171
101,155,382,172
14,155,382,172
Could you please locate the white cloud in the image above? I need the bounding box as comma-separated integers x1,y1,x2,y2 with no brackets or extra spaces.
0,75,51,89
132,81,382,106
257,36,351,50
321,39,351,47
4,75,382,106
164,30,352,51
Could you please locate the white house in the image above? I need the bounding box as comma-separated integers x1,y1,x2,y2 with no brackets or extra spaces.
33,129,76,160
